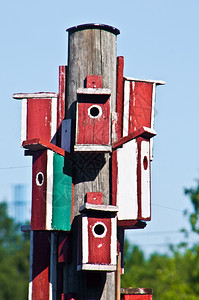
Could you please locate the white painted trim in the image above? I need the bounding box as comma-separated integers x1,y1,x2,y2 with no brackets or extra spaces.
124,76,165,85
111,217,117,265
75,102,79,145
88,104,102,118
117,139,138,220
142,126,156,137
82,216,89,264
51,97,57,143
13,93,58,99
21,99,27,144
74,145,112,152
28,231,33,300
77,88,111,95
78,264,117,271
92,221,107,238
79,203,118,213
123,80,130,137
141,141,151,218
36,172,44,187
150,83,156,161
46,150,53,230
151,83,156,130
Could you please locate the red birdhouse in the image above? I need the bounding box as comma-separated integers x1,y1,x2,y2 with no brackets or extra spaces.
77,192,118,271
74,75,111,152
13,93,58,146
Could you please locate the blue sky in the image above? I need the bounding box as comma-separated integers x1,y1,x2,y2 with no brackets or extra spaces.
1,0,199,255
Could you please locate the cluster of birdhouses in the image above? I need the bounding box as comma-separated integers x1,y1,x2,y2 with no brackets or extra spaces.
14,67,164,266
14,23,164,300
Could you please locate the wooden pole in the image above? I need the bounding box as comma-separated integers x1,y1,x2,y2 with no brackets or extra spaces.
63,23,120,300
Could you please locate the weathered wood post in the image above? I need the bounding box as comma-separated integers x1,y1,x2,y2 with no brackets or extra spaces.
63,23,120,300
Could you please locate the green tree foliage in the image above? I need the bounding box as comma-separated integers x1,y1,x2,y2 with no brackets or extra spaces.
121,180,199,299
122,241,199,299
184,180,199,233
0,202,29,300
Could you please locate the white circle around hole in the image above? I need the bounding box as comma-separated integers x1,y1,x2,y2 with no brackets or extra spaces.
88,105,102,118
36,172,44,186
92,221,107,238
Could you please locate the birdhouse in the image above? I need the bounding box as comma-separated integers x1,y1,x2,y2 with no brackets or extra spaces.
74,75,111,152
112,127,156,228
121,77,165,160
31,149,72,231
13,93,58,147
77,192,118,271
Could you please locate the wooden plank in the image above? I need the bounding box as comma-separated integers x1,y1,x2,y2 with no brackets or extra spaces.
31,150,47,230
121,288,153,295
31,231,51,300
27,98,52,141
117,139,138,221
111,150,118,206
123,80,130,137
13,92,58,99
57,66,66,147
121,295,152,300
61,119,72,153
117,220,146,229
128,81,153,133
74,145,112,152
123,76,165,85
79,202,118,213
21,99,27,144
77,88,111,95
114,56,124,142
86,192,103,205
86,75,102,88
22,138,66,157
121,288,153,300
112,126,156,149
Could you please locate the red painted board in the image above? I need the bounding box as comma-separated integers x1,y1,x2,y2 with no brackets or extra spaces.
58,232,72,263
121,295,152,300
86,75,102,88
117,220,146,229
112,126,156,150
22,138,66,157
27,98,52,141
31,150,47,230
57,66,66,147
86,192,103,205
76,100,110,145
88,217,111,264
115,56,124,141
32,231,51,300
128,81,153,133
